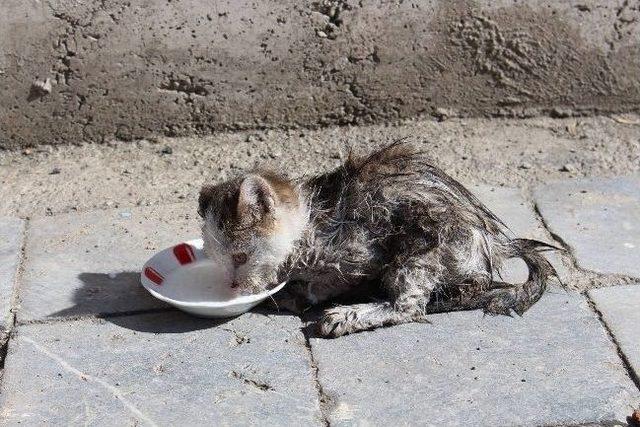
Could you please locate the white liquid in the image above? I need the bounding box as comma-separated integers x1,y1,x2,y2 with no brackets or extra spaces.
161,261,236,303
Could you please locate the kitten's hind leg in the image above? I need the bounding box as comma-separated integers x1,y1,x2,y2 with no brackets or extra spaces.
317,255,441,338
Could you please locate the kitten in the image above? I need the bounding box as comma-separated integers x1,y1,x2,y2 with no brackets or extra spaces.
198,141,558,337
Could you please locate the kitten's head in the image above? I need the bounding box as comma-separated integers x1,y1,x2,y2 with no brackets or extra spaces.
198,171,307,294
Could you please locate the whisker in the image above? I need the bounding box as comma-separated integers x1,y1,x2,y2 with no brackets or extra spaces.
202,226,222,246
267,293,279,312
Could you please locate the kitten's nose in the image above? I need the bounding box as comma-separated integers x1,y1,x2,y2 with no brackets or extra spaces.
232,253,248,267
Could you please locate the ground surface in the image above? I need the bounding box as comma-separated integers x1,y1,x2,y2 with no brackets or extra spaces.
1,116,640,425
1,115,639,219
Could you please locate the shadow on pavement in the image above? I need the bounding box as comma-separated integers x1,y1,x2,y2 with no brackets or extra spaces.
46,271,231,333
46,271,302,334
48,271,160,318
105,309,232,334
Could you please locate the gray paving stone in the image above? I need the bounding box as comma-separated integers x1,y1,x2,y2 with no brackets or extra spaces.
472,186,545,239
17,204,199,322
472,185,566,283
534,176,640,278
0,217,24,334
310,291,639,426
0,311,321,426
590,285,640,381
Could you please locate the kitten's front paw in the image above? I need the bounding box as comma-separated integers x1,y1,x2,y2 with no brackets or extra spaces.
317,306,359,338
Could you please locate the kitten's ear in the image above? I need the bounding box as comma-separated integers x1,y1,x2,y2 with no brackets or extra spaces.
237,175,276,218
198,184,216,218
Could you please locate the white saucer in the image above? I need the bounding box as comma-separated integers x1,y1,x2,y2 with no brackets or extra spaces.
140,239,286,318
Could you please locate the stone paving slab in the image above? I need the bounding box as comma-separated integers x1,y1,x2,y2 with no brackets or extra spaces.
0,217,24,334
472,186,545,239
472,185,566,283
0,311,321,426
534,176,640,278
310,290,639,426
590,285,640,382
17,204,198,322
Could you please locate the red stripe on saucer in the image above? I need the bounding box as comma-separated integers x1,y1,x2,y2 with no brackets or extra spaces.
144,267,164,285
173,243,196,265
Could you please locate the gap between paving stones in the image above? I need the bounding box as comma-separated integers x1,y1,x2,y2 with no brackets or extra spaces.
0,219,28,374
529,192,640,291
302,326,333,427
525,190,640,396
585,294,640,392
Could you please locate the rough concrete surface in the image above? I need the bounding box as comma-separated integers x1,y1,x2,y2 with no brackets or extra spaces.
1,1,640,148
1,115,639,219
535,175,640,278
590,285,640,382
0,218,24,336
16,204,198,322
0,312,322,426
310,291,640,426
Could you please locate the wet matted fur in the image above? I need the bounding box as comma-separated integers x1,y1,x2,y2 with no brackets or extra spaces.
199,141,559,337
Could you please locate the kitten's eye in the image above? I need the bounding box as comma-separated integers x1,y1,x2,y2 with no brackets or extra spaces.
232,252,248,267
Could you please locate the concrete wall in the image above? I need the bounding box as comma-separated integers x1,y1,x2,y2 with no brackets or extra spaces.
1,0,639,148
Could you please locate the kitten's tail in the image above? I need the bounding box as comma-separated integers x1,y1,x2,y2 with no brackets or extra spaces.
428,238,560,316
483,238,560,316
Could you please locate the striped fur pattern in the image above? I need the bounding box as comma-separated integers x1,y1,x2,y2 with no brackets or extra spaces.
199,141,558,337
